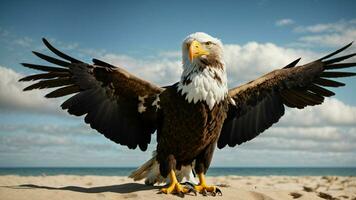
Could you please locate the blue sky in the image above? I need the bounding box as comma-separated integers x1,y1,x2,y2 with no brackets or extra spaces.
1,0,356,167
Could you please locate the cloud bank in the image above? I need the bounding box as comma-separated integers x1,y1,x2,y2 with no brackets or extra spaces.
0,66,64,115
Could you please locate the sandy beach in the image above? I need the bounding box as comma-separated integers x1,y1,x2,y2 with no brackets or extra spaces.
0,175,355,200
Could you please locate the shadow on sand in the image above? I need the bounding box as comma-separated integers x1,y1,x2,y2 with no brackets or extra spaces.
6,183,160,194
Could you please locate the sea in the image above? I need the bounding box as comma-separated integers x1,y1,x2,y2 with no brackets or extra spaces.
0,167,355,176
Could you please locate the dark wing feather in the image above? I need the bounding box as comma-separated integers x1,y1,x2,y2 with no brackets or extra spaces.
19,72,70,82
20,38,164,151
20,63,69,72
218,42,356,149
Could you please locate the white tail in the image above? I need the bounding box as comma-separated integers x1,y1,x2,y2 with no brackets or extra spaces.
129,151,197,185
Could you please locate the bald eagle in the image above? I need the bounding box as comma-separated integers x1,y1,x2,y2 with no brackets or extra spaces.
20,32,355,196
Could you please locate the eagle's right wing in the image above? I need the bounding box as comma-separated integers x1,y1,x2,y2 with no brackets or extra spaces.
218,43,356,149
20,38,164,151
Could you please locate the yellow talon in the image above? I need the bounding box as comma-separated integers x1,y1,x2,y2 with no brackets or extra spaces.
194,173,222,196
160,170,193,195
160,182,189,194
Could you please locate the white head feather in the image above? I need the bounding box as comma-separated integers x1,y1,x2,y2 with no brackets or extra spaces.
177,32,228,110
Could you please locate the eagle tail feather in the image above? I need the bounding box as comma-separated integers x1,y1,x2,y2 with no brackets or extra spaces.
129,152,158,182
129,151,197,185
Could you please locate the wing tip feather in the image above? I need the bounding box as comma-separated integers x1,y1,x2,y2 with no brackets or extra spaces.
23,85,35,91
18,77,27,82
320,42,354,61
41,37,83,64
283,58,301,69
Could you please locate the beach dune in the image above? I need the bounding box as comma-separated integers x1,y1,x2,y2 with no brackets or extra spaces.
0,175,355,200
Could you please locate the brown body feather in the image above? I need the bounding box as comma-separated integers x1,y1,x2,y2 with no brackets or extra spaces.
157,85,229,176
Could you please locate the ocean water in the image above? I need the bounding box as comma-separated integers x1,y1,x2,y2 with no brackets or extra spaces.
0,167,355,176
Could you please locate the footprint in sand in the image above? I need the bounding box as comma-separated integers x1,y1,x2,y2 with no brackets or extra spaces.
303,186,314,192
289,192,302,199
318,192,336,200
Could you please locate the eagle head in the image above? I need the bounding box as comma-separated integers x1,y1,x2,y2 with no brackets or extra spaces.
182,32,224,69
178,32,228,109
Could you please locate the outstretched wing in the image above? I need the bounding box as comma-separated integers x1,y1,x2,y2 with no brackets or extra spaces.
218,43,356,149
20,38,164,151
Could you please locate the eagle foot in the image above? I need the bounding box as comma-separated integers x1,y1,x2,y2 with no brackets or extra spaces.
158,170,197,196
159,182,196,196
194,172,223,196
194,184,222,196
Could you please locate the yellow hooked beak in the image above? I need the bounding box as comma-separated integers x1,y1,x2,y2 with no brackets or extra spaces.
189,40,209,62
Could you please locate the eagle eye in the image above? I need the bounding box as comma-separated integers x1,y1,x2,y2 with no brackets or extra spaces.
205,41,213,46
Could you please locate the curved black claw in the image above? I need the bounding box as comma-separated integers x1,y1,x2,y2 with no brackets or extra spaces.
187,187,197,196
211,191,216,196
183,182,197,196
202,188,208,196
177,191,185,198
216,187,223,196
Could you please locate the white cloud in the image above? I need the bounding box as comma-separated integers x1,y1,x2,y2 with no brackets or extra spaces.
99,53,182,86
292,19,356,48
241,127,356,153
213,148,356,167
0,66,63,115
280,98,356,127
158,50,181,59
0,123,96,136
266,127,343,141
299,29,356,48
275,18,295,26
294,19,356,33
223,42,320,85
0,122,155,167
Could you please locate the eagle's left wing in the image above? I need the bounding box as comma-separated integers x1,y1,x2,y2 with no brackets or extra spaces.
20,38,164,151
218,43,356,149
